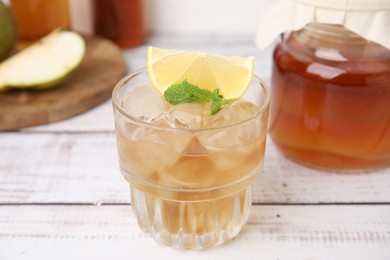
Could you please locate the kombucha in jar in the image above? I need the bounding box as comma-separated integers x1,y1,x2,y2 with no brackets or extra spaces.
269,23,390,171
9,0,71,47
92,0,144,49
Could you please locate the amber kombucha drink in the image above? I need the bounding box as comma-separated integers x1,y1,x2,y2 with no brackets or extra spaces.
93,0,144,48
10,0,70,46
112,69,270,250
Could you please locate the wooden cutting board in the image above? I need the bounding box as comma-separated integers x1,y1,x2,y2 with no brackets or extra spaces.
0,36,126,131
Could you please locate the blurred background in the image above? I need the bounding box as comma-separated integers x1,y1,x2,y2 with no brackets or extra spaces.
0,0,277,84
1,0,274,47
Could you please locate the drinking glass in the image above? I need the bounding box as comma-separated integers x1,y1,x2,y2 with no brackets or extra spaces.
112,69,270,250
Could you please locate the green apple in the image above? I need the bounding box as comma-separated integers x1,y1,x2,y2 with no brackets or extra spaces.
0,30,86,90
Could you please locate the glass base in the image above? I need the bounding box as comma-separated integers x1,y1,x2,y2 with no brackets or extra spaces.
130,185,252,250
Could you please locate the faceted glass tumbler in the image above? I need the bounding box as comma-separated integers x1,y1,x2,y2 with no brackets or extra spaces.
112,69,270,250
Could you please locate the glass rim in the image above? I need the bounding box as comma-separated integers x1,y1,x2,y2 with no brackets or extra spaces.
112,68,271,133
302,23,362,39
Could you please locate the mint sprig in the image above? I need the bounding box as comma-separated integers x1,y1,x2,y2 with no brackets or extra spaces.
163,80,234,115
164,80,213,105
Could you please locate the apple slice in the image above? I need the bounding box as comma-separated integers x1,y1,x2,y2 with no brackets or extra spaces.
0,30,85,90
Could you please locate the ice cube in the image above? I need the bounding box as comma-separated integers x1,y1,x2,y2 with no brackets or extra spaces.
181,136,210,155
118,131,183,179
210,142,265,186
158,156,217,189
204,100,259,128
122,86,166,123
199,101,261,150
164,103,210,129
211,147,251,172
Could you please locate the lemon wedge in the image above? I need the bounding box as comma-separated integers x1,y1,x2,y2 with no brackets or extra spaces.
146,47,254,99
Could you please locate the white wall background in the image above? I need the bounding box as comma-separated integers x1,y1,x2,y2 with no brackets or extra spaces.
148,0,273,36
3,0,273,37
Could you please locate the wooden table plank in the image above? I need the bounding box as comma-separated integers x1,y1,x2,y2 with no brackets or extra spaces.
0,132,126,204
1,205,389,259
21,101,115,132
1,132,390,204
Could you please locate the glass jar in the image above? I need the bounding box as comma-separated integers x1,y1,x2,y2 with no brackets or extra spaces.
269,23,390,171
10,0,71,48
92,0,145,49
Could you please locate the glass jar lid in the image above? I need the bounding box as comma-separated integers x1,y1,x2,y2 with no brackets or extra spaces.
256,0,390,49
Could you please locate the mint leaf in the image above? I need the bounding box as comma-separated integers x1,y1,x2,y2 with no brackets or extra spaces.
164,80,213,105
210,89,223,115
209,89,236,115
163,80,234,115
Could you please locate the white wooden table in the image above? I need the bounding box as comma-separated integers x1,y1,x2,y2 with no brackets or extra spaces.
1,36,390,259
